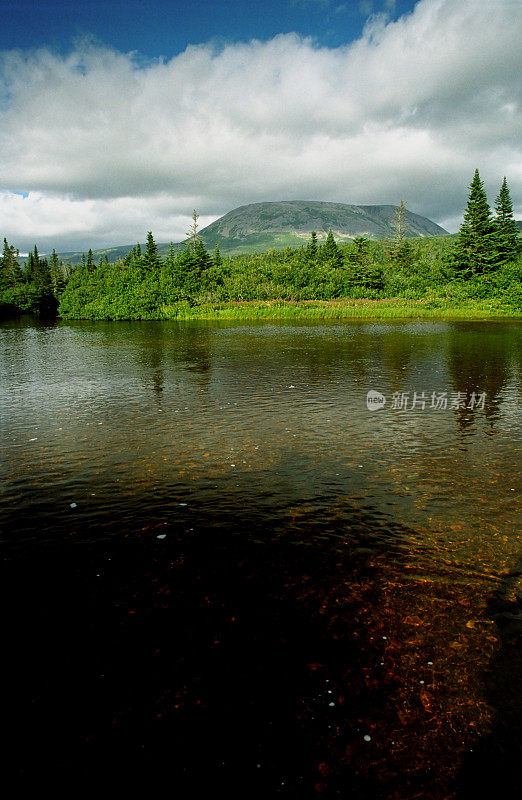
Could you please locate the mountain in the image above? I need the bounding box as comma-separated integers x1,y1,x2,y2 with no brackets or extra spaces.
196,201,449,253
58,201,449,264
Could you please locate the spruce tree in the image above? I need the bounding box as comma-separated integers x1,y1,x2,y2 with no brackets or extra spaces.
86,248,95,271
454,169,496,274
28,245,52,289
392,201,407,249
213,242,223,268
390,201,415,268
307,231,318,262
350,236,371,273
186,209,200,251
49,249,66,294
26,247,37,283
164,242,185,291
193,238,212,274
352,236,369,263
392,239,415,270
1,237,23,288
322,228,343,268
493,176,520,264
143,231,160,271
167,242,177,267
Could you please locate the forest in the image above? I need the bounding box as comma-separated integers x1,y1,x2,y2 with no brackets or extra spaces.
1,171,520,321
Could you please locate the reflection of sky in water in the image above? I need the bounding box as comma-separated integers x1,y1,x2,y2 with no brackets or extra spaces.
1,320,521,640
2,319,520,557
1,317,521,797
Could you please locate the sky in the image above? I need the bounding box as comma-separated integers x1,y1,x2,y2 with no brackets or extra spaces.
0,0,520,252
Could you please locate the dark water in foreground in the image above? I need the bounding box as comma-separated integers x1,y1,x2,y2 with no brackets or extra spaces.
1,318,521,797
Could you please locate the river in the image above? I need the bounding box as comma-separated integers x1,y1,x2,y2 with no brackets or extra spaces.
1,317,521,797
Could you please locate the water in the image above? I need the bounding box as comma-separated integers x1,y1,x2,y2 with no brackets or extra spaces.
1,317,521,797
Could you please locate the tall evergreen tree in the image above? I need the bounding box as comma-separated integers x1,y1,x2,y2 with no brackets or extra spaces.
454,169,496,274
143,231,160,271
167,242,177,266
27,245,52,289
392,201,407,246
322,228,343,268
307,231,318,262
493,176,521,264
186,209,200,251
124,246,137,268
26,246,37,283
163,242,185,291
193,237,213,273
391,201,414,268
213,241,223,268
86,248,95,271
49,249,66,294
1,237,23,288
350,236,371,270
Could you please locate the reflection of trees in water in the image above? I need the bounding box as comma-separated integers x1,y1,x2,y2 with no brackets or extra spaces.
446,323,512,431
380,333,414,383
133,323,213,396
180,328,212,391
444,323,522,796
134,322,166,397
315,337,372,384
253,329,374,384
157,325,214,395
517,328,522,404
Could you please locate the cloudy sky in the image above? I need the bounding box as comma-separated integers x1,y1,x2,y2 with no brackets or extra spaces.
0,0,520,252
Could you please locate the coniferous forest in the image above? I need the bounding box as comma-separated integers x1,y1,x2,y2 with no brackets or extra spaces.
1,171,521,321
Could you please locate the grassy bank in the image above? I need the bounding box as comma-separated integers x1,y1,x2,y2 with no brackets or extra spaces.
65,297,520,322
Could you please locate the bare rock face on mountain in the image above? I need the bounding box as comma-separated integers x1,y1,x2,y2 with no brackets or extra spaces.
198,200,449,252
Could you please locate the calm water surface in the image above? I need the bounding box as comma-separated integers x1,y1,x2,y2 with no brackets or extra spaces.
1,318,521,797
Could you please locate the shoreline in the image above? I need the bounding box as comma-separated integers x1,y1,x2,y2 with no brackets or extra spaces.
58,298,522,322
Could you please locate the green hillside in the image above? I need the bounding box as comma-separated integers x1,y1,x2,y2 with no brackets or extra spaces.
198,200,449,252
58,201,449,265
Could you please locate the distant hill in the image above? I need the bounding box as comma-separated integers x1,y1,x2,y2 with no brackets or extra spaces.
58,201,449,264
196,201,449,253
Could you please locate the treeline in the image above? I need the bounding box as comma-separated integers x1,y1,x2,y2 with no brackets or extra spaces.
1,171,520,320
0,242,70,317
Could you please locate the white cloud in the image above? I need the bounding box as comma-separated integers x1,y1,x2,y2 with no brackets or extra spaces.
0,191,216,251
0,0,520,251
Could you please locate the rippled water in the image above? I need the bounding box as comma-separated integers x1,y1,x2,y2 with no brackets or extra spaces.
1,317,521,797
